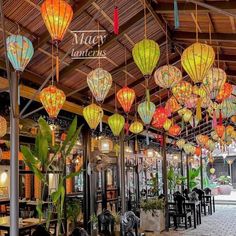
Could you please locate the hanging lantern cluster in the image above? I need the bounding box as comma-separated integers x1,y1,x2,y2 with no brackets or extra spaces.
129,120,143,134
172,81,192,105
108,113,125,136
87,68,112,103
176,139,185,149
138,101,155,125
152,107,168,128
0,116,7,138
168,124,181,136
117,87,135,113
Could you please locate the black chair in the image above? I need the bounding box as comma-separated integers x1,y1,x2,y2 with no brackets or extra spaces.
193,188,211,215
120,211,140,236
32,225,50,236
70,227,89,236
183,189,190,200
204,188,211,195
98,209,115,234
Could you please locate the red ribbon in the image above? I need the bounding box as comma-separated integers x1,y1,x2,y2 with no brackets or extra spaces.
114,6,119,35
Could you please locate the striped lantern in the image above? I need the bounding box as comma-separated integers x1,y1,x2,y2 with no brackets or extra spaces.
129,120,144,134
138,101,156,125
176,139,185,150
108,113,125,136
117,86,135,113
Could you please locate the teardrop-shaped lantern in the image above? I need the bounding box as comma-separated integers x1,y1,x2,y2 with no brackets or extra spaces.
176,139,185,149
168,124,181,136
0,116,7,138
215,125,225,138
83,103,103,130
195,147,201,156
6,35,34,72
152,107,168,128
216,83,233,103
87,68,112,103
196,134,209,147
154,65,182,88
40,85,66,118
108,113,125,136
181,42,215,84
41,0,73,42
172,81,192,105
132,39,160,76
226,125,234,136
178,108,193,122
206,139,216,152
203,67,226,100
117,86,135,113
183,143,195,155
138,101,155,125
184,94,198,109
129,121,143,134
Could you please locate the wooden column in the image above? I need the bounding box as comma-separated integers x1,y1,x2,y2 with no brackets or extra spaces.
25,166,31,199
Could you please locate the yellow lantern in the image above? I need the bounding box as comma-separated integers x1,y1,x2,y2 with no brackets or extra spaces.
183,143,196,155
181,42,215,84
83,103,103,130
108,113,125,136
129,121,143,134
206,139,215,152
226,125,234,136
231,130,236,139
178,108,192,122
98,137,113,154
163,119,172,131
193,85,207,98
176,139,185,150
210,168,215,174
0,116,7,138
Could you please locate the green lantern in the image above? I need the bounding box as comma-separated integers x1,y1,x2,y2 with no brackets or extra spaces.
108,113,125,137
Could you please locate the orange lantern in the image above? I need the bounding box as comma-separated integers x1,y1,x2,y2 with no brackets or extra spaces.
231,115,236,123
152,107,168,128
195,147,201,156
165,96,181,116
216,83,233,103
117,87,135,113
41,0,73,42
40,85,66,118
168,124,181,136
215,125,225,138
196,134,209,147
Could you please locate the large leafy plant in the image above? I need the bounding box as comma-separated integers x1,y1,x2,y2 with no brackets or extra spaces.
167,165,186,192
189,167,200,190
140,198,165,214
21,117,83,235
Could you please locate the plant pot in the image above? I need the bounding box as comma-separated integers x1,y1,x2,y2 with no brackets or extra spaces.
218,185,232,195
140,209,165,233
91,228,98,236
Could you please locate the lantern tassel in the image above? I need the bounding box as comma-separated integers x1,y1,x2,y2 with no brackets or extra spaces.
219,110,223,125
174,0,180,29
146,129,150,146
135,137,138,153
113,5,119,35
206,113,209,123
52,129,55,147
196,98,202,121
212,110,217,128
56,55,59,82
146,88,150,111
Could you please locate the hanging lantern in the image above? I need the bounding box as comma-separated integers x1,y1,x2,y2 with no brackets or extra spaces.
196,134,209,147
129,120,143,134
231,131,236,139
172,81,192,105
6,35,34,72
215,125,225,138
176,139,185,149
165,96,181,116
168,124,181,136
203,67,226,100
201,96,213,109
184,94,198,109
138,101,155,125
108,113,125,136
210,168,215,174
152,107,168,128
226,125,234,136
41,0,73,42
0,116,7,138
183,143,195,155
87,68,112,103
193,85,207,98
98,137,113,154
195,147,201,156
154,65,182,88
231,115,236,123
211,131,219,141
40,85,66,118
163,119,172,131
216,83,233,103
206,139,216,152
83,103,103,130
117,87,135,113
181,42,215,84
178,108,192,122
132,39,160,77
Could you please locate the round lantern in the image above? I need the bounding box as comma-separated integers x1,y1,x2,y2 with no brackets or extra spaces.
195,147,201,156
83,103,103,130
183,143,195,155
210,168,215,174
216,83,233,103
196,134,209,147
226,125,234,136
129,120,143,134
117,87,135,113
6,35,34,72
181,42,215,84
165,96,181,116
178,108,192,122
172,81,192,105
176,139,185,149
184,94,198,109
168,124,181,136
138,101,155,125
206,139,216,152
41,0,73,42
193,85,207,98
154,65,182,88
215,125,225,138
152,107,168,128
98,137,113,154
163,119,172,131
87,68,112,103
203,67,226,100
231,131,236,139
108,113,125,136
0,116,7,138
40,85,66,118
132,39,160,77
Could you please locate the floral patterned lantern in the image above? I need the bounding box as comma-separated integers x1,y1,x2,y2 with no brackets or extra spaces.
181,42,215,84
211,131,219,141
163,119,172,131
172,81,192,105
184,94,198,109
165,96,181,116
129,120,143,134
215,125,225,138
183,143,195,155
87,68,112,103
226,125,234,136
196,134,209,147
41,0,73,42
201,97,213,109
152,107,168,128
231,131,236,139
176,139,185,149
154,65,182,88
138,101,155,125
108,113,125,136
83,103,103,130
6,35,34,72
178,108,192,122
168,124,181,136
206,139,216,152
117,87,135,113
195,147,201,156
40,85,66,118
0,116,7,138
216,83,233,103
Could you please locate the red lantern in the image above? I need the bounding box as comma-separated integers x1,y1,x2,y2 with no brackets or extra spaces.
216,83,233,103
152,107,168,128
117,87,135,113
215,125,225,138
195,147,202,156
168,124,181,136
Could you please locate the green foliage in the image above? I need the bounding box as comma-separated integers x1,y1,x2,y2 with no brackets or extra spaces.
167,165,186,191
217,175,231,185
112,211,121,225
189,167,200,190
67,199,81,228
140,198,165,213
89,213,98,226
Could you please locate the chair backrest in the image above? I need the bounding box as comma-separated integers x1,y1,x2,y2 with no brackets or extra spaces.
204,188,211,195
194,188,205,201
98,209,115,233
174,194,186,214
69,227,89,236
188,191,199,202
183,189,189,200
121,211,140,236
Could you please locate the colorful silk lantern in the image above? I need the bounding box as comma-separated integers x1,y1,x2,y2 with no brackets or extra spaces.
6,35,34,72
178,108,192,122
231,130,236,139
195,147,201,156
216,83,233,103
152,107,168,128
226,125,234,136
117,86,135,113
132,39,160,77
184,94,198,109
215,125,225,138
211,131,219,141
98,137,113,154
196,134,209,147
231,115,236,123
41,0,73,42
183,143,195,155
163,119,172,131
165,96,181,116
181,42,215,84
154,65,182,88
176,139,185,149
0,116,7,138
40,85,66,118
129,120,143,134
108,113,125,136
138,101,155,125
206,139,216,152
172,81,192,105
87,68,112,103
83,103,103,130
193,85,207,98
168,124,181,136
203,67,226,100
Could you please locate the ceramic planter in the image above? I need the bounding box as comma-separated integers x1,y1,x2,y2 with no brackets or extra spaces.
218,185,232,195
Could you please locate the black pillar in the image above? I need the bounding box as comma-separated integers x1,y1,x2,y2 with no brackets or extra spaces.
180,151,184,193
186,155,190,192
200,154,203,189
101,170,107,210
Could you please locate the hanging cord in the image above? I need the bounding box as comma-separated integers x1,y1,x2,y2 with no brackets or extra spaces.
125,48,127,87
56,42,59,83
51,43,54,86
144,0,147,38
97,22,101,68
115,84,117,112
209,23,212,45
195,4,198,42
166,22,169,65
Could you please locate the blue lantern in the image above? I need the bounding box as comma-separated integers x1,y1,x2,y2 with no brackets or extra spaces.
138,101,156,125
6,35,34,72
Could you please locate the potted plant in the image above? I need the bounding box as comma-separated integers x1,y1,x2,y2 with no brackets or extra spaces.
67,199,82,233
140,198,165,233
189,167,200,190
217,175,232,195
112,211,121,232
89,213,98,236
